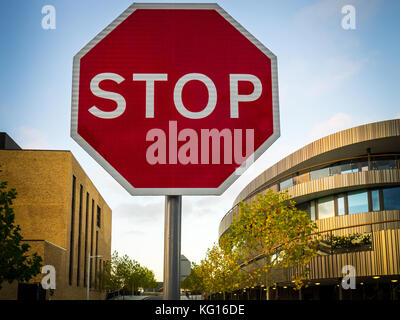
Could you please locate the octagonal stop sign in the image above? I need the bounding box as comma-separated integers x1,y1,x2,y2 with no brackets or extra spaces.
71,3,280,195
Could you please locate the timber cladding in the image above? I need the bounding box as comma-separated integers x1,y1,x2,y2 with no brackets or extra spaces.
234,119,400,206
218,119,400,285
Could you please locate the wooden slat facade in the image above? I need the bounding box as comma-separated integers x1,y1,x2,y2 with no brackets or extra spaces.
234,119,400,206
218,119,400,284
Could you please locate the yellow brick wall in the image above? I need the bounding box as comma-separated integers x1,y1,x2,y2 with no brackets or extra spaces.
0,150,112,300
0,150,70,248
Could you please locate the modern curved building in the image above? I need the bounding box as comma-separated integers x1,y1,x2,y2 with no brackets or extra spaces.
219,119,400,300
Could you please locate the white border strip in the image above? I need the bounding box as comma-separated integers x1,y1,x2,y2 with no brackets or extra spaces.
71,3,280,196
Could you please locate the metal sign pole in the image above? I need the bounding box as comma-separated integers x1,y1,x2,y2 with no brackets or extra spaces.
163,195,182,300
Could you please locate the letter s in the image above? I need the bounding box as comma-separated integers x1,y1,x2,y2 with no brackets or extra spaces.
89,73,126,119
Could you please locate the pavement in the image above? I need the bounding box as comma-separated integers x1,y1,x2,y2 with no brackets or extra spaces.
112,295,203,300
111,295,149,300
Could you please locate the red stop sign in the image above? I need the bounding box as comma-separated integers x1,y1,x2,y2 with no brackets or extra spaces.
71,3,279,195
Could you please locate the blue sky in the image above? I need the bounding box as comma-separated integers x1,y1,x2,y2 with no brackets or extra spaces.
1,0,399,280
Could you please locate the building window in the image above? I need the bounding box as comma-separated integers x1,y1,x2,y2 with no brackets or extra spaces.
371,158,397,170
90,199,94,287
310,167,330,180
318,196,335,219
296,202,308,212
337,194,346,215
285,186,399,222
69,175,76,286
383,187,400,210
340,162,358,174
310,201,316,221
348,190,368,214
274,155,400,192
84,192,89,287
293,172,310,185
359,161,369,172
280,178,293,190
97,206,101,228
95,231,99,289
371,189,380,211
77,185,83,287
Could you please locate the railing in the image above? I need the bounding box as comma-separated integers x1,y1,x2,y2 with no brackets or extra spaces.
220,153,400,231
237,218,400,268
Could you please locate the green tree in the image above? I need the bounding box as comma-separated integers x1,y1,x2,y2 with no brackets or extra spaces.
181,262,205,294
102,251,123,291
101,251,157,293
0,180,42,289
198,242,241,300
222,190,319,299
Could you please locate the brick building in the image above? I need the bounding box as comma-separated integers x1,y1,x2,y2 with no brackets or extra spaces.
0,133,112,300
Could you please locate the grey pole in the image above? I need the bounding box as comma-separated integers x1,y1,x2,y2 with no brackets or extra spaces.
163,195,182,300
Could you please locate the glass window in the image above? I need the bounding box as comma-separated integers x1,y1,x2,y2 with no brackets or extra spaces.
329,165,341,176
341,162,358,174
297,202,308,212
310,201,316,221
383,187,400,210
97,206,101,228
348,190,368,214
318,196,335,219
310,167,330,181
280,178,293,190
371,159,396,170
293,172,310,185
359,161,369,172
371,189,380,211
337,194,345,215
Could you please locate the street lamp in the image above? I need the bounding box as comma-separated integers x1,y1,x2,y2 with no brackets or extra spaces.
87,255,103,300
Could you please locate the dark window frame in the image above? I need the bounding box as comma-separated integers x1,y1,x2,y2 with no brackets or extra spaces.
84,192,89,287
69,176,76,286
97,206,101,228
77,185,83,287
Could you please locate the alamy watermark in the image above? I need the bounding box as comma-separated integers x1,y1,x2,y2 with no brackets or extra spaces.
341,5,356,30
341,265,356,290
41,265,56,290
41,5,56,30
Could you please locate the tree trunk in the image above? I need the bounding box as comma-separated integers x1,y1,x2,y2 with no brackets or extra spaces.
266,286,270,300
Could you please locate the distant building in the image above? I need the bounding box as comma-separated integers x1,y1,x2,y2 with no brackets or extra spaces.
0,133,112,300
219,119,400,300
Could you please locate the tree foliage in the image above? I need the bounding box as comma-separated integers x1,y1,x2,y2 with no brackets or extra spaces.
222,190,319,297
0,180,42,289
102,251,157,292
194,190,319,300
197,242,241,299
181,262,205,294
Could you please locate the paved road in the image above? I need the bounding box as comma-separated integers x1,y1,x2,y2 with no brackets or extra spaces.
143,295,163,300
144,295,202,300
112,295,203,300
111,295,148,300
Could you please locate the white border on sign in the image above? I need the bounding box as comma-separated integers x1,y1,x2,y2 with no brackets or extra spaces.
71,3,280,196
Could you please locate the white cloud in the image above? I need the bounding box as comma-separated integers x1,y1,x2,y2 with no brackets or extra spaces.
113,200,164,223
309,113,354,141
308,58,367,97
17,126,51,149
396,114,400,119
293,0,382,30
